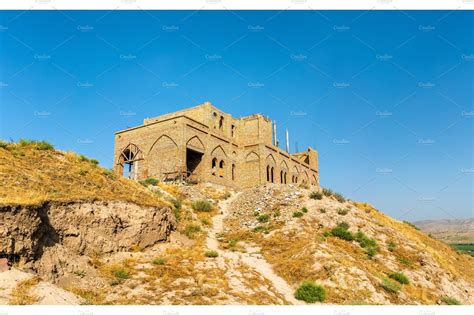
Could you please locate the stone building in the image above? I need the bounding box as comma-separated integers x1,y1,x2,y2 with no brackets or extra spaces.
113,102,319,189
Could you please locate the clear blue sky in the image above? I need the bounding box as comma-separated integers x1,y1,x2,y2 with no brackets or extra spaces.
0,10,472,221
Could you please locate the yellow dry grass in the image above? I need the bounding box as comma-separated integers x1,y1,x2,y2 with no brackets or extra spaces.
0,144,166,207
9,276,40,305
355,202,474,283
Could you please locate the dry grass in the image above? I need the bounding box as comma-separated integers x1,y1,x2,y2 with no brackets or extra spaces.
355,202,474,283
9,276,40,305
0,143,166,207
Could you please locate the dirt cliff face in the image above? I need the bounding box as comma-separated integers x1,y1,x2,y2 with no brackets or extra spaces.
0,200,175,280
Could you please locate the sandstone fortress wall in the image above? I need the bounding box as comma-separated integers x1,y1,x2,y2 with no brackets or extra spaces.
113,102,319,189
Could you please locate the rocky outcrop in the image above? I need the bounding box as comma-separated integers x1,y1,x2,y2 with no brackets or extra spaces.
0,200,175,280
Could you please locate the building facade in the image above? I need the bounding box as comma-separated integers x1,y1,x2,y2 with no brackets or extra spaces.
113,102,319,189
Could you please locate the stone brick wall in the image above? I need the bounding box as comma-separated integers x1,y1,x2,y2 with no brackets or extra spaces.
113,102,319,189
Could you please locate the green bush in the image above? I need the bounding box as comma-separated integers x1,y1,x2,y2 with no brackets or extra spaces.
273,209,281,218
398,256,412,267
169,198,182,221
388,241,396,252
330,226,354,241
366,247,377,258
184,224,201,238
337,208,349,215
18,139,55,151
333,192,346,203
152,258,166,265
322,188,333,197
140,177,159,186
89,159,99,166
380,278,400,293
389,272,410,285
204,250,219,258
336,221,350,230
294,281,326,303
114,268,130,280
253,225,271,234
402,220,420,230
309,191,323,200
192,200,212,212
301,207,308,213
441,296,461,305
257,214,270,223
0,140,8,149
293,211,304,218
355,231,377,248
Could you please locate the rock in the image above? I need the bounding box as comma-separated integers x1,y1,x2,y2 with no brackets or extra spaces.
0,258,9,272
0,200,176,280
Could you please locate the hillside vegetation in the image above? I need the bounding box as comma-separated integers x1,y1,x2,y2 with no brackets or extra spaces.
0,139,163,207
1,139,473,305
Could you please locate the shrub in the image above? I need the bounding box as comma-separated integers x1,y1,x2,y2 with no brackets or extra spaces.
330,226,354,241
192,200,212,212
273,209,281,218
293,211,304,218
152,258,166,265
355,231,377,248
140,177,159,186
336,221,350,230
0,140,8,149
337,208,349,215
253,225,271,234
322,188,333,196
113,268,130,280
355,231,378,258
388,241,396,252
89,159,99,166
257,214,270,223
398,256,412,267
301,207,308,213
309,191,323,200
441,296,461,305
333,192,346,203
380,278,400,293
319,208,326,213
204,250,219,258
389,272,410,285
183,224,201,238
366,247,377,258
294,281,326,303
402,220,420,230
18,139,54,151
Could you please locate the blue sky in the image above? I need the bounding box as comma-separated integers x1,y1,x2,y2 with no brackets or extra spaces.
0,10,472,221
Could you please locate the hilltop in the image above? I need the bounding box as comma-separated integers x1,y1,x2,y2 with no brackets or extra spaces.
0,140,473,305
0,139,164,207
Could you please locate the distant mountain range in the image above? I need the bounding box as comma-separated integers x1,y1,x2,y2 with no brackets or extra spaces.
414,219,474,244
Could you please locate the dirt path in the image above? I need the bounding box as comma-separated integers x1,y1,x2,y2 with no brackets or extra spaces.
206,192,301,305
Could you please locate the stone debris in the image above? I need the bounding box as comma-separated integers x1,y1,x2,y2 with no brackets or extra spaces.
0,258,10,273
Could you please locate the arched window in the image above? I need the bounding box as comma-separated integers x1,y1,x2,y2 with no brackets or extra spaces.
219,160,225,178
232,164,235,180
270,167,274,183
211,158,218,176
284,172,287,184
280,170,283,184
266,165,270,182
118,143,143,180
219,116,224,130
